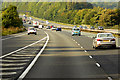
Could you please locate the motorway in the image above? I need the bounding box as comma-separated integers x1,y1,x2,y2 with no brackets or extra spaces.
1,23,120,80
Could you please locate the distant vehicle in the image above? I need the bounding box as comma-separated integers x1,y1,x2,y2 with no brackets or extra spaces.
51,25,54,28
73,26,77,28
46,20,49,24
39,25,43,29
46,26,51,29
33,21,39,28
28,27,37,35
83,26,87,29
27,21,31,24
29,17,32,20
56,28,62,31
79,25,83,29
51,27,56,30
93,33,116,49
72,28,81,36
90,26,95,29
98,26,104,30
23,20,26,23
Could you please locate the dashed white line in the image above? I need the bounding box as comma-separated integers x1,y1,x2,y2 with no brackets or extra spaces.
0,36,47,59
96,63,101,67
89,55,93,58
78,44,80,45
81,47,83,48
18,31,49,80
108,77,113,80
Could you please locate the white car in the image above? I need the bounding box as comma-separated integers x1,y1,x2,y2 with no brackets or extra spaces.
93,33,116,49
28,27,37,35
51,27,56,30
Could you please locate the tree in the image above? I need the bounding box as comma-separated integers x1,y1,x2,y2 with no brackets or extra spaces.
2,5,22,28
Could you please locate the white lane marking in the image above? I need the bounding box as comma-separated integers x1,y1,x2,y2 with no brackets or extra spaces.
73,40,75,41
108,77,113,80
0,67,24,70
81,47,83,48
78,44,80,45
0,72,17,75
89,55,93,58
96,63,101,67
76,42,77,43
0,63,26,66
18,31,49,80
0,37,47,59
2,34,26,40
84,50,87,52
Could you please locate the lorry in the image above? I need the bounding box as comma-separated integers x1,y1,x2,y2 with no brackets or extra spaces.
39,25,43,29
33,21,39,28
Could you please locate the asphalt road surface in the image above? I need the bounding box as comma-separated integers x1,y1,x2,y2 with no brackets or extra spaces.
2,24,46,56
2,25,119,80
23,29,119,80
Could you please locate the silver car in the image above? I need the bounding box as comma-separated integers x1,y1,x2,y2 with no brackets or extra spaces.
93,33,116,49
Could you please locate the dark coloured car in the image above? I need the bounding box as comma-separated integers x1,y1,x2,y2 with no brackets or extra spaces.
90,26,95,29
46,26,50,29
98,26,104,30
56,28,62,31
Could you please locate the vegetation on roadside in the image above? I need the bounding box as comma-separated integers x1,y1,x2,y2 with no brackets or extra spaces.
2,5,25,36
2,2,120,29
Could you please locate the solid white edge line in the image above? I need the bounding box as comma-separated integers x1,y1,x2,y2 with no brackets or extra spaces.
96,63,101,67
2,34,26,40
108,77,112,80
89,55,93,58
17,31,49,80
0,37,47,59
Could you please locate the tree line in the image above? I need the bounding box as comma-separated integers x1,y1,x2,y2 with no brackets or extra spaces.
2,2,120,28
2,5,23,28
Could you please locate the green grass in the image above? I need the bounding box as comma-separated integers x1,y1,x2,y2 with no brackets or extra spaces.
2,26,26,36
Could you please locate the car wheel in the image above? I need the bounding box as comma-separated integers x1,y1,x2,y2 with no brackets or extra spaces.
112,45,116,49
72,34,74,36
35,33,37,35
79,34,81,36
95,46,98,49
28,33,30,35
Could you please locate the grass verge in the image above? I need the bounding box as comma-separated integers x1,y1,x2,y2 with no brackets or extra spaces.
2,26,26,36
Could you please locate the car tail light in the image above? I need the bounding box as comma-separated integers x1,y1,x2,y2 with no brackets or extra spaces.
111,39,115,41
97,39,102,41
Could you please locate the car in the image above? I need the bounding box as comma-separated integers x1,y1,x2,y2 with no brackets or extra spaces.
90,26,95,29
93,33,116,49
79,25,83,29
27,21,31,24
73,26,77,28
98,26,104,30
46,26,51,29
23,20,26,23
83,26,87,29
28,27,37,35
56,28,62,31
72,28,81,36
51,27,56,30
